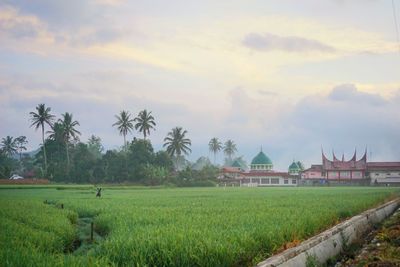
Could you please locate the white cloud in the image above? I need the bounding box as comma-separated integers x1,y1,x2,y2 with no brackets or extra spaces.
243,33,336,53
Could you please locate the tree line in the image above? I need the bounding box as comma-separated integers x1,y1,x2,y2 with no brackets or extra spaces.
0,104,224,186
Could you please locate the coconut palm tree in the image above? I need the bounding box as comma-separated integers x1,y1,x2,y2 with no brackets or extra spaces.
134,109,156,140
29,104,55,172
59,112,81,167
223,139,237,162
47,122,65,143
0,136,18,157
15,136,28,160
163,127,191,168
208,137,222,165
113,110,134,150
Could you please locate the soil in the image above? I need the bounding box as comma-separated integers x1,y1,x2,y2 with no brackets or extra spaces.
334,208,400,267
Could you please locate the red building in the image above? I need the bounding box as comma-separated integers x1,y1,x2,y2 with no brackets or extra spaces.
302,149,400,185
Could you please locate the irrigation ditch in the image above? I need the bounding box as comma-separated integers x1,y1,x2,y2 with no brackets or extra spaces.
256,198,400,267
43,200,106,255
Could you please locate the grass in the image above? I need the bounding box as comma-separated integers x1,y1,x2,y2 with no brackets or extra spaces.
0,186,399,266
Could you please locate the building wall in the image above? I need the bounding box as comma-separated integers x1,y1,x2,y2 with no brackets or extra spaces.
370,171,400,184
301,170,322,179
241,176,297,186
326,170,364,179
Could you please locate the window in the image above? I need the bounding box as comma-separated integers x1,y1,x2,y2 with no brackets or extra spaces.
284,179,289,184
292,179,297,184
261,178,269,184
271,178,279,184
328,171,339,179
340,171,350,179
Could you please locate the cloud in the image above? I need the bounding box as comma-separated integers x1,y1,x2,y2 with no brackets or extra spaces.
242,32,336,53
290,84,400,162
95,0,125,6
0,5,46,39
328,84,386,106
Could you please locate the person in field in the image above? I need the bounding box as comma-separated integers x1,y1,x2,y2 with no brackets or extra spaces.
96,187,102,198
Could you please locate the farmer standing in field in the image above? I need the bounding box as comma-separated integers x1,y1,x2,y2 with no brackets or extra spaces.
96,187,102,198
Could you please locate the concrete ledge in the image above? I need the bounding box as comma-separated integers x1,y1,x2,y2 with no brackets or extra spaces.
256,198,400,267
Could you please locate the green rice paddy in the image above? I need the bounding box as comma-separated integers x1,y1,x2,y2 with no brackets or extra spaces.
0,186,399,267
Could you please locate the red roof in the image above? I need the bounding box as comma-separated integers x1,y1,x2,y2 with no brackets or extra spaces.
303,165,322,172
242,171,292,178
221,167,241,173
367,162,400,171
322,149,367,170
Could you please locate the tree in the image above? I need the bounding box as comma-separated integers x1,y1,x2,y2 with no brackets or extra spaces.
113,110,134,150
297,161,305,171
223,139,237,162
0,136,18,157
134,109,156,140
127,139,155,181
163,127,191,169
47,122,65,143
29,104,55,173
192,156,212,171
0,152,17,179
59,112,81,168
87,135,104,159
208,137,222,165
15,136,28,160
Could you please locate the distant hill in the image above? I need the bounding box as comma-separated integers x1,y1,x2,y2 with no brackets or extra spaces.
11,148,40,159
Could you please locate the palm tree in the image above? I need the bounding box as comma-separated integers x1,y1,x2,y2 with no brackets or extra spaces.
208,137,222,165
223,139,237,162
163,127,191,169
0,136,18,157
134,109,156,139
59,112,81,167
15,136,28,160
113,110,134,150
47,122,65,143
29,104,55,172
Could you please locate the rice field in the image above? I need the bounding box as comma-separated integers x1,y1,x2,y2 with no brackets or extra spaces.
0,186,399,267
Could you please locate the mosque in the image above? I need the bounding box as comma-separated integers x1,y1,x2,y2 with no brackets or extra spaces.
220,148,400,186
220,149,300,186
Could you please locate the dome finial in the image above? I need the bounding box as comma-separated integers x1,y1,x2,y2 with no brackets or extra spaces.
260,145,263,152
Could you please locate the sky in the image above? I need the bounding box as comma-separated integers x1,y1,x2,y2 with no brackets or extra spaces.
0,0,399,170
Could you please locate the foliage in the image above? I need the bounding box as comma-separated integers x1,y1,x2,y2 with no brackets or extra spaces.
87,135,103,159
224,156,247,169
112,110,134,150
163,127,191,170
29,103,55,173
192,156,212,171
0,153,18,178
134,109,156,139
297,161,305,171
223,139,237,161
208,137,222,164
0,136,18,157
59,112,81,167
15,136,28,160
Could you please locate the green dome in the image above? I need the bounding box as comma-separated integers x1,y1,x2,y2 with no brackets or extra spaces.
289,161,300,171
251,151,273,165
